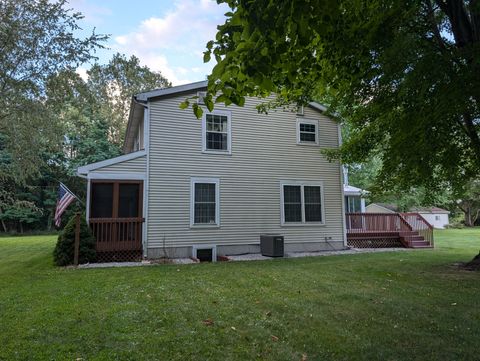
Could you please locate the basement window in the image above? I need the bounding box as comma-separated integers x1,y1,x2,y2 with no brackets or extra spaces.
192,245,217,262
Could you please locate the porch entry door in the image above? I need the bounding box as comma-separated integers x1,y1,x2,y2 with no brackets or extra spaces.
90,180,144,251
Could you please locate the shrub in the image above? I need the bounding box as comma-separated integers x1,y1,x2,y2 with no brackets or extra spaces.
53,214,96,266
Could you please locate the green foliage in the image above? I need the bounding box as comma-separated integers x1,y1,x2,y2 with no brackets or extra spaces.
87,53,171,145
204,0,480,195
0,0,107,182
53,214,96,266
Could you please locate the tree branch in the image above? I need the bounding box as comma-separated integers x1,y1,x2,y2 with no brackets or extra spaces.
425,0,447,51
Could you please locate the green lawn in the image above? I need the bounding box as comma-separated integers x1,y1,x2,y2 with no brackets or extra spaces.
0,230,479,361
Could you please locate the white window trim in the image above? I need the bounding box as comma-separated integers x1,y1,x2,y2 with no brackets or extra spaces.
192,244,217,262
296,118,319,145
202,110,232,154
280,180,325,226
190,177,220,228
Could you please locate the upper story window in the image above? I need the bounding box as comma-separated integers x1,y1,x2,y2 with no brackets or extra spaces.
202,110,231,154
281,181,324,225
296,119,319,145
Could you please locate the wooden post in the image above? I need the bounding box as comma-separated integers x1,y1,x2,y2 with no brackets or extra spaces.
74,212,80,266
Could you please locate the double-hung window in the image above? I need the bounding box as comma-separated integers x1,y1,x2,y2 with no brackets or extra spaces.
190,178,220,227
202,110,231,153
281,181,324,224
296,119,319,145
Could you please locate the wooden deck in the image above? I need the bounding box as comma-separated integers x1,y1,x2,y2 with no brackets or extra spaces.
346,213,434,249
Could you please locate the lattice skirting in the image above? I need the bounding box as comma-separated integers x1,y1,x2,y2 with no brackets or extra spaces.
347,238,404,248
95,250,143,263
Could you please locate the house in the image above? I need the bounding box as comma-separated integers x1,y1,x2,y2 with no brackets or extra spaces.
365,203,398,213
77,81,346,261
366,203,449,229
409,207,450,229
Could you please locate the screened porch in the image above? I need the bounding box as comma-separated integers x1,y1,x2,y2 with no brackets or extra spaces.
88,180,144,262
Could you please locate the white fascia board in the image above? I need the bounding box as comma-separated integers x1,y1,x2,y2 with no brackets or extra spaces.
308,102,328,113
77,150,146,175
87,172,146,180
136,81,208,101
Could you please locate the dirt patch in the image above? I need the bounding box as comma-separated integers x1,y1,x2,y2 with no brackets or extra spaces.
458,252,480,271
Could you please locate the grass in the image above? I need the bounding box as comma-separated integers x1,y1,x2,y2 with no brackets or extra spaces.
0,230,479,360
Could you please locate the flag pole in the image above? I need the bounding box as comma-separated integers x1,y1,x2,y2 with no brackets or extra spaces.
74,212,80,266
60,182,85,206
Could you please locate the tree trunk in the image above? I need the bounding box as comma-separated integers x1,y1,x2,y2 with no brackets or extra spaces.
0,208,7,233
464,208,474,226
0,219,7,233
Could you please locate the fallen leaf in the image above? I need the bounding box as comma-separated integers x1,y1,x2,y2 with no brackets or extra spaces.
203,318,214,326
271,335,279,342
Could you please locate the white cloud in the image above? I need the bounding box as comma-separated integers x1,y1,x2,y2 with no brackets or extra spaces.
76,67,89,81
66,0,112,26
111,0,227,85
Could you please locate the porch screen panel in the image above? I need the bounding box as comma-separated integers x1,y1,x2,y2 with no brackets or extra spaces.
118,184,140,218
91,183,113,218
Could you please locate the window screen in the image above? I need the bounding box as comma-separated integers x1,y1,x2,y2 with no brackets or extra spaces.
283,185,302,222
91,183,113,218
304,186,322,222
283,184,323,223
206,114,228,150
118,184,140,218
194,183,216,224
299,123,317,142
346,196,362,212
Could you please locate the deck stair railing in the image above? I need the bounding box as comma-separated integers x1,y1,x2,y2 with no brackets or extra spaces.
399,213,434,247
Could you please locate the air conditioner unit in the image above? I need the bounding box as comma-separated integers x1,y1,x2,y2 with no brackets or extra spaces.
260,234,284,257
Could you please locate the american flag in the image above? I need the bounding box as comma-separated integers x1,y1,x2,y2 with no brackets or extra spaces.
54,183,77,227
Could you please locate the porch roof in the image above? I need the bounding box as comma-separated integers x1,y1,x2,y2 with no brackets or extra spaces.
77,150,146,176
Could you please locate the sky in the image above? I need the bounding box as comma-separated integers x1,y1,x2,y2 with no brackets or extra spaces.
69,0,229,85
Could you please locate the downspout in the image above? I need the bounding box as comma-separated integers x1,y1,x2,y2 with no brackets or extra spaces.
338,123,348,249
133,97,150,259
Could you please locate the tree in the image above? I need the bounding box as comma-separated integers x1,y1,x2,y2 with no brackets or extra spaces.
201,0,480,196
87,53,171,145
0,0,107,182
53,214,96,266
457,179,480,226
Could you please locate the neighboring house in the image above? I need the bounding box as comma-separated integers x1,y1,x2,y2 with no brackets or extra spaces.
366,203,449,229
365,203,398,213
409,207,450,229
344,185,366,213
77,81,346,261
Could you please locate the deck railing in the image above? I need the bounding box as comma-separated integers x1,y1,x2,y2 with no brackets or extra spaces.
346,213,412,233
400,213,434,246
89,217,144,253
